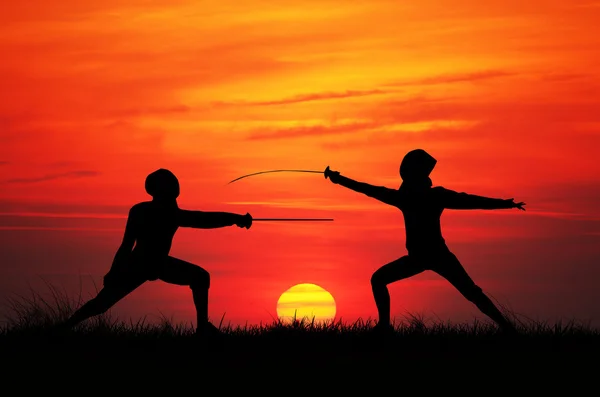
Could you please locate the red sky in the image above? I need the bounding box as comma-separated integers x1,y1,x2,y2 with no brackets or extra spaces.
1,0,600,327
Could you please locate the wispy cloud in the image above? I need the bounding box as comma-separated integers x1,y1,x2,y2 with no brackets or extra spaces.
213,89,393,107
5,170,100,184
0,212,126,219
539,73,587,82
384,70,517,87
246,120,377,140
109,104,192,118
0,200,128,215
573,2,600,8
0,226,119,232
48,161,81,168
320,125,468,150
0,161,8,165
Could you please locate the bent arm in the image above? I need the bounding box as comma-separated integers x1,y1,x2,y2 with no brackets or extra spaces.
435,187,514,210
334,174,397,206
109,207,137,271
178,209,240,229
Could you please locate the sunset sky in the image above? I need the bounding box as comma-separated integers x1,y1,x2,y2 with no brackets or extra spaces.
1,0,599,328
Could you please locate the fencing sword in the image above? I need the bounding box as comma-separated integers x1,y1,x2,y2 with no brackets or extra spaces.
228,167,335,222
252,218,333,222
228,166,332,184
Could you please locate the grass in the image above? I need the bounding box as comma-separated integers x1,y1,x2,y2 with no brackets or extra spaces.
0,282,598,389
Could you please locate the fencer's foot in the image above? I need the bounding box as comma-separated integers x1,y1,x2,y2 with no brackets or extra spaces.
195,322,222,338
499,324,519,336
369,322,395,336
46,321,72,337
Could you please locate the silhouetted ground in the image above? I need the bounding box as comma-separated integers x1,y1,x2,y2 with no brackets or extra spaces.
0,285,598,392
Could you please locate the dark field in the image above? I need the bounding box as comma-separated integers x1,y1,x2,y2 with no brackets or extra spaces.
1,286,598,392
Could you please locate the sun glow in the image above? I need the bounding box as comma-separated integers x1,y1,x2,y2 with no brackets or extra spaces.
276,283,336,323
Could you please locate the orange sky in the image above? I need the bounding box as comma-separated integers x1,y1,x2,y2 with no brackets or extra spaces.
1,0,600,327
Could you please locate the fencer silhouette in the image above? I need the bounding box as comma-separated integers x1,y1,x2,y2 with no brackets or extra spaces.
325,149,525,333
59,168,253,335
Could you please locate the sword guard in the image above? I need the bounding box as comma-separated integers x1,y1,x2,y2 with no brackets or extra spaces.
324,166,330,179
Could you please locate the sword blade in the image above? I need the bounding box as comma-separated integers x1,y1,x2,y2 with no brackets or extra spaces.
228,169,323,184
252,218,334,221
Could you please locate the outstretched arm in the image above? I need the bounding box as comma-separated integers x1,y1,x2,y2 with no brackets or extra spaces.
178,210,252,229
434,187,525,210
327,168,397,206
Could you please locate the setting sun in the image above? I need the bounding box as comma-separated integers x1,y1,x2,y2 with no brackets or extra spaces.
276,283,336,323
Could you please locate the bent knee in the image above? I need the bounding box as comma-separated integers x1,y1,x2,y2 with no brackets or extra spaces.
190,269,210,290
370,271,388,287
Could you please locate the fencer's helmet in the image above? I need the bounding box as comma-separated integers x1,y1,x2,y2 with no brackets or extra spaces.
399,149,437,181
145,169,180,199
